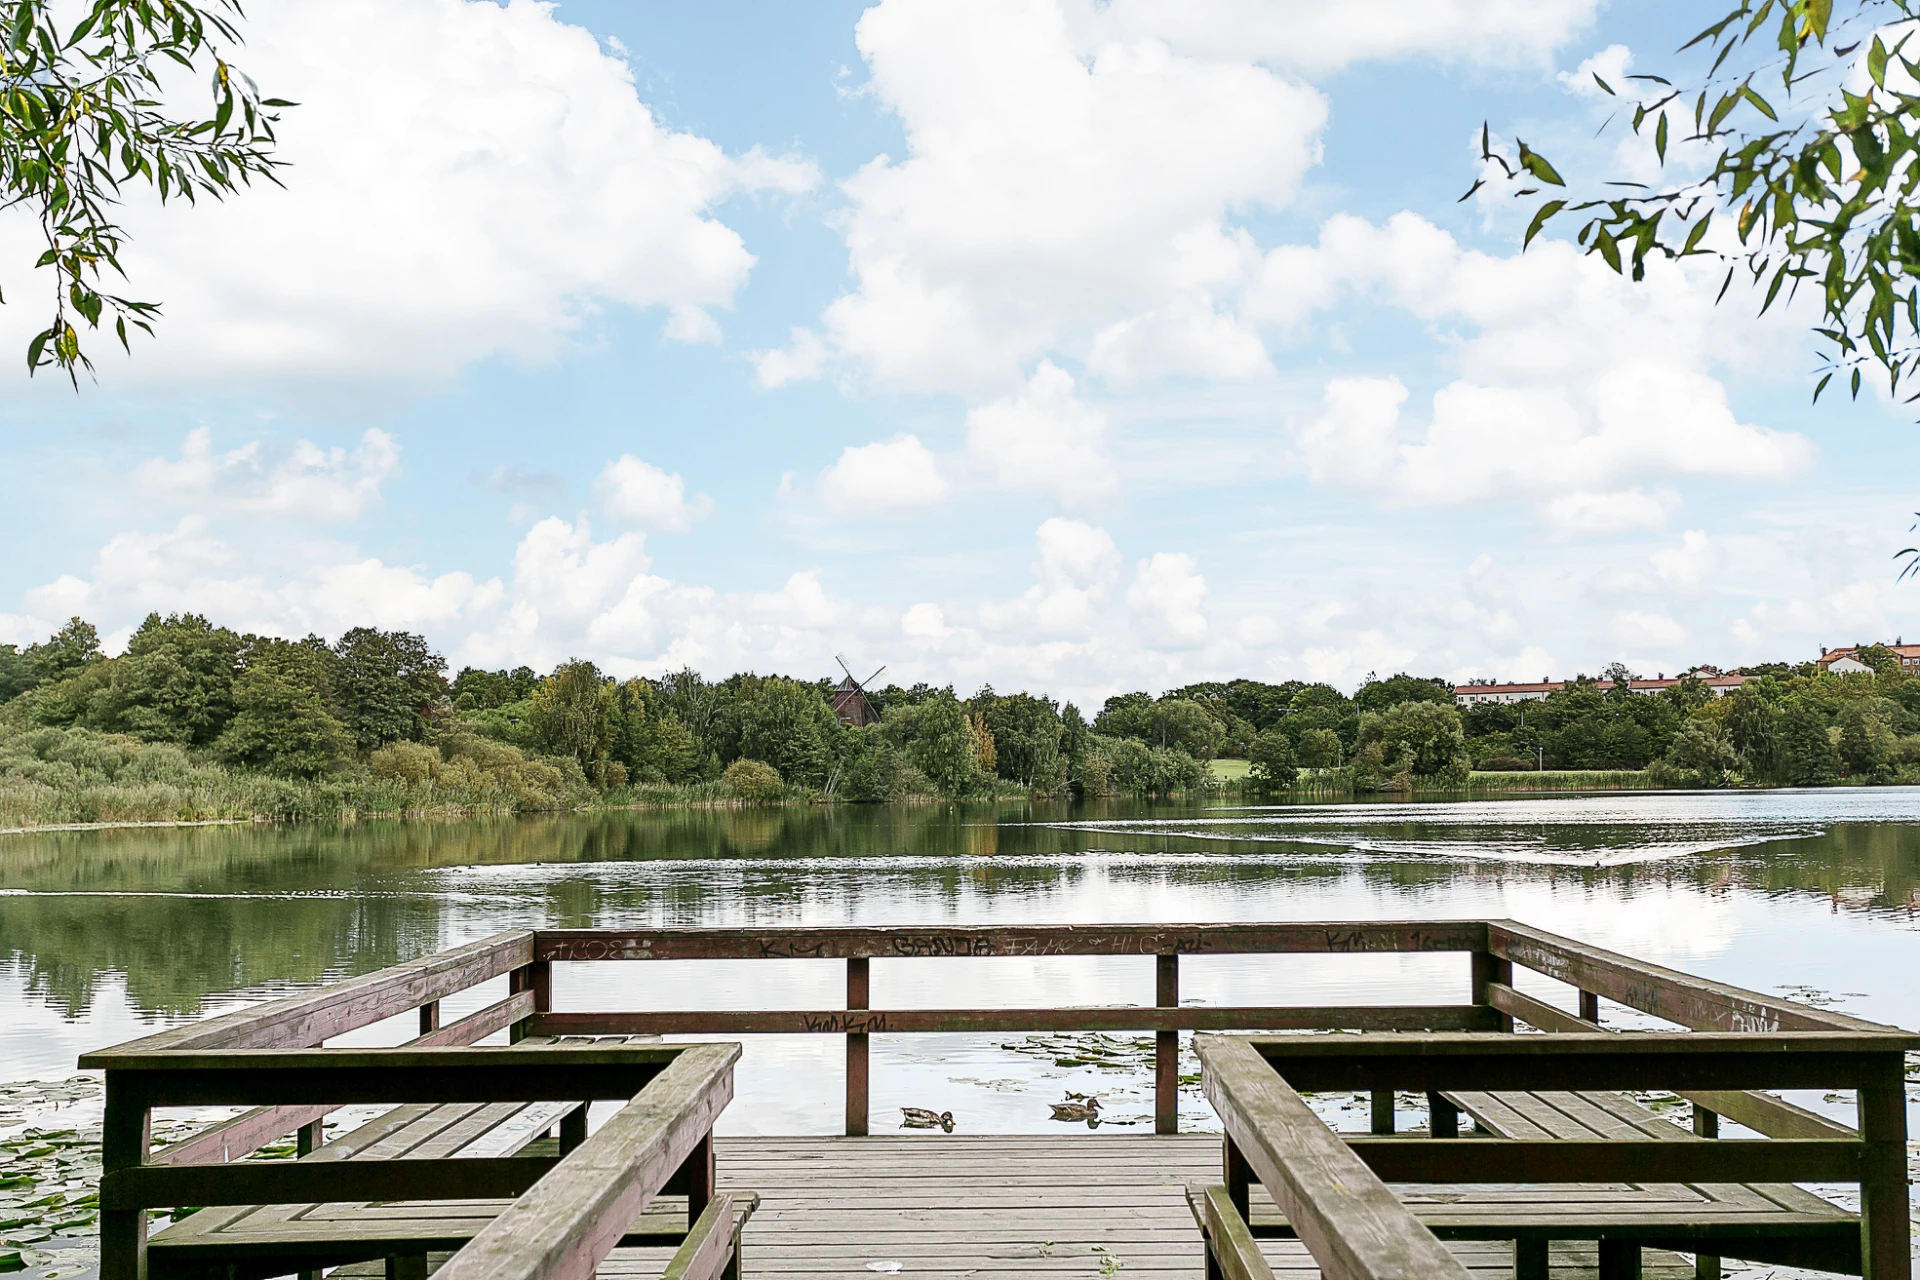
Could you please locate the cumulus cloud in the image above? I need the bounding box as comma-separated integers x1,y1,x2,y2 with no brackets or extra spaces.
595,456,712,531
1610,609,1689,651
753,328,829,388
816,435,951,514
1128,552,1209,648
1273,215,1816,527
4,0,817,394
821,0,1324,395
978,518,1122,638
964,363,1118,505
134,427,400,522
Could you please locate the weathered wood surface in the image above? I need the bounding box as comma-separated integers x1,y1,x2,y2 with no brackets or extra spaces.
1485,983,1862,1141
83,931,534,1057
1199,1035,1474,1280
1236,1030,1915,1091
532,1004,1498,1036
430,1044,738,1280
1487,920,1898,1035
1337,1137,1861,1183
531,922,1488,962
148,991,538,1168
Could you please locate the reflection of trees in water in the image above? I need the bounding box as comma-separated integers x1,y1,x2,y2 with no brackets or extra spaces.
4,803,1916,1022
0,892,440,1020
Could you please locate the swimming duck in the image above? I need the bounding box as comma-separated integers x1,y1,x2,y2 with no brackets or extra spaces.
900,1107,955,1132
1049,1095,1101,1122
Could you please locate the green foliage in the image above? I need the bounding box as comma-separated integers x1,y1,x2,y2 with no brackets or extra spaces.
0,0,290,382
1295,727,1344,768
214,662,350,778
450,665,537,711
26,616,101,683
1781,700,1842,785
85,612,240,745
331,627,444,751
883,689,991,797
1493,0,1920,416
728,674,843,788
1657,720,1740,786
1093,693,1226,758
1353,673,1454,713
722,757,784,802
527,659,612,772
1086,734,1208,797
1247,729,1297,791
1356,701,1471,786
607,679,699,785
971,689,1067,792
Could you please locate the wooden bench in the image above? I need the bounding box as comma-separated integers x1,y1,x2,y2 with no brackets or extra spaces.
82,1037,747,1280
1194,1031,1914,1280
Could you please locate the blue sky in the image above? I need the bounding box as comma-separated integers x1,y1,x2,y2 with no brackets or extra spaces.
2,0,1917,706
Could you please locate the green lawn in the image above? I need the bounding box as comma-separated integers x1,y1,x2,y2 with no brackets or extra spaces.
1208,758,1251,781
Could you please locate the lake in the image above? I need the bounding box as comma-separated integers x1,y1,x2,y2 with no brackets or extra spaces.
2,788,1918,1136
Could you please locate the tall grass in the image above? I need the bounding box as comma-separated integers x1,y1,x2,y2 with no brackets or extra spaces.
1465,769,1663,792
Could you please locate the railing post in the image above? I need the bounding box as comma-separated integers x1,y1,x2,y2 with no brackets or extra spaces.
1858,1056,1911,1280
1223,1134,1250,1221
1579,989,1600,1023
98,1072,149,1280
1471,947,1514,1032
296,1119,323,1156
1691,1105,1718,1139
508,960,550,1043
676,1130,716,1223
1370,1089,1395,1134
1428,1091,1458,1138
1155,954,1179,1134
418,999,441,1035
846,956,869,1137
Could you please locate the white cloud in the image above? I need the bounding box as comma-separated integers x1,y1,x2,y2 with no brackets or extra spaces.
133,427,400,522
595,456,712,531
753,328,829,388
663,306,724,345
964,362,1118,505
1649,530,1724,592
822,0,1325,395
817,435,951,515
1559,44,1633,97
978,518,1122,638
1274,215,1816,527
1541,489,1680,538
6,0,817,394
1128,552,1209,649
1610,609,1689,651
1073,0,1599,76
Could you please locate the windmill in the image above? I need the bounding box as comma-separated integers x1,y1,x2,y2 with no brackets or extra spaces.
830,654,886,727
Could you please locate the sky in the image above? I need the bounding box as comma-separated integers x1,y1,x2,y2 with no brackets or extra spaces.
2,0,1918,707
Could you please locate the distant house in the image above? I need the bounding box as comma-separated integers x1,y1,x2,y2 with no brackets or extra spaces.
1818,642,1920,674
1453,671,1747,707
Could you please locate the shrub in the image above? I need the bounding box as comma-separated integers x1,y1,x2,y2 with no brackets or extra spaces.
722,758,784,801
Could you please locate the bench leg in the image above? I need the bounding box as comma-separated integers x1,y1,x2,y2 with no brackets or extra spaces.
1513,1239,1549,1280
386,1255,428,1280
1428,1092,1458,1139
1598,1240,1641,1280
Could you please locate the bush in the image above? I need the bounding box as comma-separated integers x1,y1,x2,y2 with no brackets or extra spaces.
722,758,784,801
1248,730,1296,791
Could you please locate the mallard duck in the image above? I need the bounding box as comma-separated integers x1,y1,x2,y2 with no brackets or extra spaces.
1049,1095,1101,1122
900,1107,955,1132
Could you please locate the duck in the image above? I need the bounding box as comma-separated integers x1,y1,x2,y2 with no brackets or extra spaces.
1049,1095,1101,1122
900,1107,955,1132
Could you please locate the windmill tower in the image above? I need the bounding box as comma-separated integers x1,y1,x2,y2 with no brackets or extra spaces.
830,655,885,727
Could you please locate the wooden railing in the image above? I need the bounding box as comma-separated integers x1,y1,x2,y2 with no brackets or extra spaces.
1200,1029,1916,1280
81,917,1916,1280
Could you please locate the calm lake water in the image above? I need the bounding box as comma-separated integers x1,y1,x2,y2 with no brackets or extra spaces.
2,788,1918,1136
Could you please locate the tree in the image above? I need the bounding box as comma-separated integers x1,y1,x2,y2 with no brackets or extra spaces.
1355,701,1471,781
1353,673,1454,713
1296,727,1344,768
87,612,240,745
884,690,989,797
972,690,1064,789
26,616,102,682
1662,720,1739,784
1780,701,1840,785
730,675,841,787
1494,0,1920,426
1727,685,1784,780
214,662,350,777
722,758,783,801
0,0,290,382
332,628,444,750
1247,729,1297,791
527,659,612,770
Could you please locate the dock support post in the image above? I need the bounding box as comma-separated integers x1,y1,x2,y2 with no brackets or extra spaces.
1370,1089,1395,1134
418,1000,440,1035
1471,948,1514,1032
507,960,550,1043
98,1073,149,1280
1428,1091,1458,1138
1579,989,1600,1023
1154,954,1178,1134
677,1130,715,1224
1858,1056,1911,1280
296,1119,323,1156
1513,1239,1549,1280
1223,1135,1250,1222
1691,1105,1718,1139
846,956,869,1137
1598,1240,1641,1280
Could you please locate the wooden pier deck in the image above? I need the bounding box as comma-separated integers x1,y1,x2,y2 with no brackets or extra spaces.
711,1135,1694,1280
79,920,1915,1280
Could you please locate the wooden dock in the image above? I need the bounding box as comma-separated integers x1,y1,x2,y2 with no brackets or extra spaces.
77,920,1916,1280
